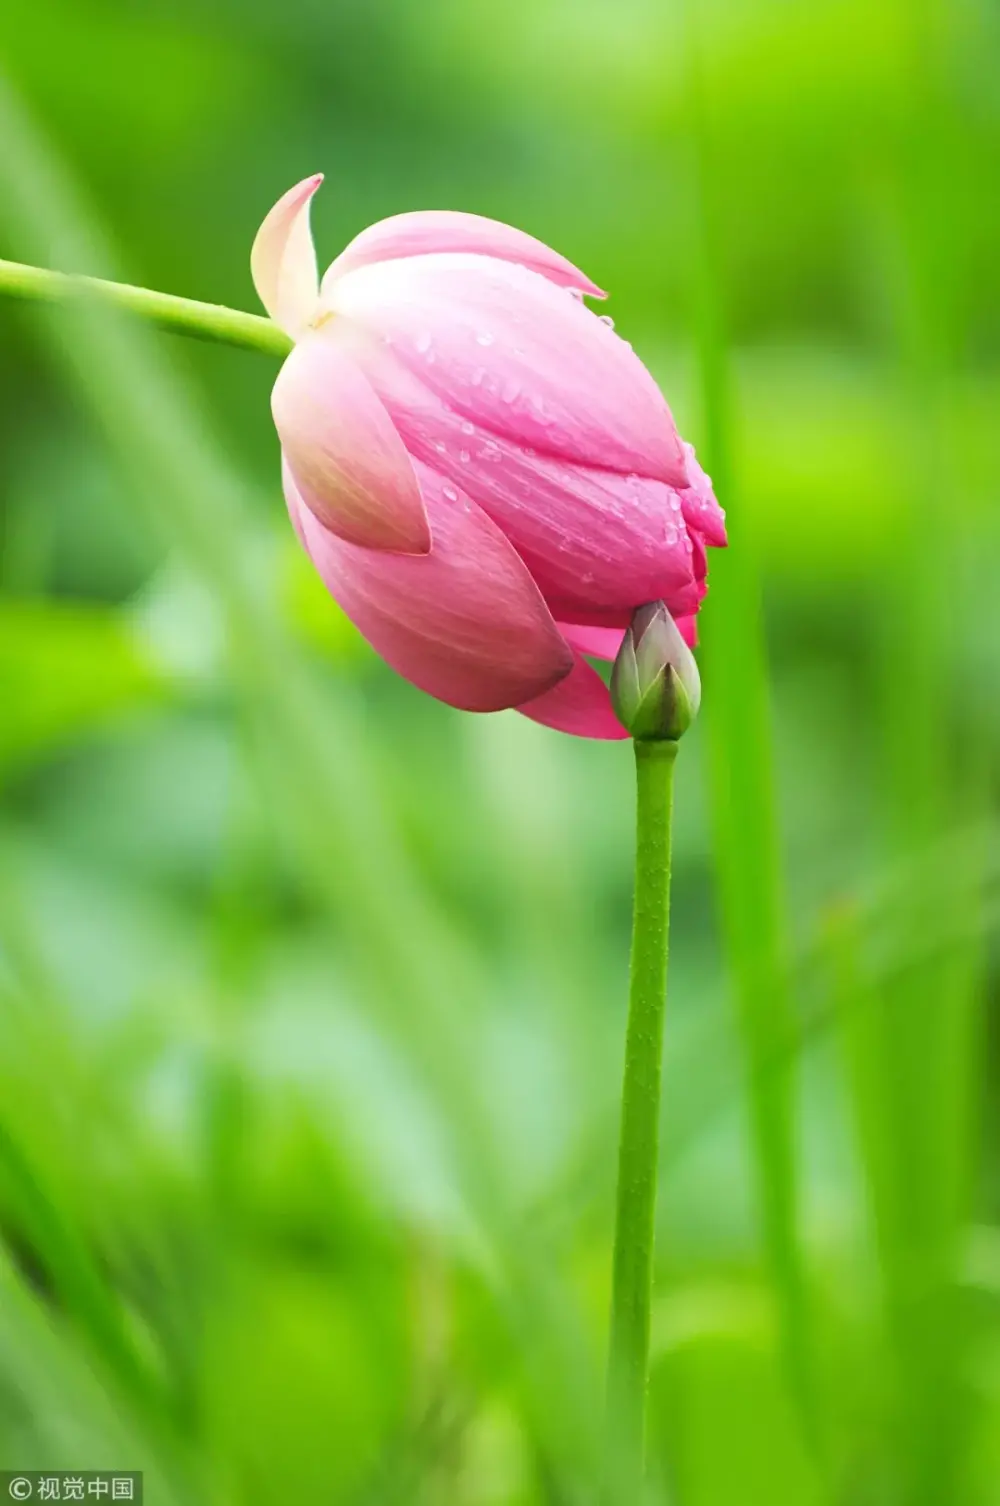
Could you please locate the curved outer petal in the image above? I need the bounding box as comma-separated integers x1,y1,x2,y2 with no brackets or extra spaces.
338,336,700,622
326,253,686,485
676,614,699,647
273,333,431,554
284,461,574,713
560,617,699,658
324,210,605,297
559,623,625,661
680,442,727,548
251,175,323,337
515,652,628,739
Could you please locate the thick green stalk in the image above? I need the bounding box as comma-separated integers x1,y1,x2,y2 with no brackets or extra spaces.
0,256,291,357
605,737,677,1503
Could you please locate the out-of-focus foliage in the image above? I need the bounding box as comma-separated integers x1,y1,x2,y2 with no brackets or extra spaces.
0,0,998,1501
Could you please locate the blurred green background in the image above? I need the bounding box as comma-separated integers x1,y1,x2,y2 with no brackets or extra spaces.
0,0,998,1501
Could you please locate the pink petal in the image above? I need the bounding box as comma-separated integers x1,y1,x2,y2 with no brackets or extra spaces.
324,210,605,298
559,613,698,655
676,614,698,647
273,332,431,554
558,624,625,661
326,253,686,485
285,461,573,713
515,653,628,740
680,442,727,548
344,343,700,621
251,175,323,337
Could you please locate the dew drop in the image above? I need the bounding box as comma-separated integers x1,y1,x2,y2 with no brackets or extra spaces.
442,484,459,503
415,331,433,353
599,314,615,328
433,441,447,455
475,332,495,347
459,449,471,463
460,420,475,435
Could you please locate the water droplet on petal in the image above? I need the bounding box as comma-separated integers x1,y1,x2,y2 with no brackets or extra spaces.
460,420,475,435
476,332,494,347
442,484,459,503
433,441,447,455
599,314,615,328
415,331,433,353
459,450,471,463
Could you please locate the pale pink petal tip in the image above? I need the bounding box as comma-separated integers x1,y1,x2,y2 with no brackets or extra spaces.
323,209,605,298
251,175,323,337
274,333,430,554
516,652,628,739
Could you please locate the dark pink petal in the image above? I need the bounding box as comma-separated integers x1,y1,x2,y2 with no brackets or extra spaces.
558,624,625,661
273,333,431,555
691,533,708,589
326,253,686,485
516,653,628,739
676,614,698,647
285,462,573,713
344,342,700,621
559,613,698,655
324,210,605,298
680,442,727,548
251,175,323,337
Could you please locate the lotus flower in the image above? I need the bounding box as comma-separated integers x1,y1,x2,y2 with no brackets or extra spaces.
252,176,726,738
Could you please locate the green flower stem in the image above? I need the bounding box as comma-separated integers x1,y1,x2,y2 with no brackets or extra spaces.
605,737,678,1503
0,257,292,358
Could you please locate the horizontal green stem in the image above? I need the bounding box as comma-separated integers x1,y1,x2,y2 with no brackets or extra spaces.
0,257,292,358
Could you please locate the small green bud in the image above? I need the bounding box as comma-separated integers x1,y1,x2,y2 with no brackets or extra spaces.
610,602,701,741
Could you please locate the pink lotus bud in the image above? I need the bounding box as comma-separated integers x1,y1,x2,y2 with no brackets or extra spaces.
253,178,727,738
